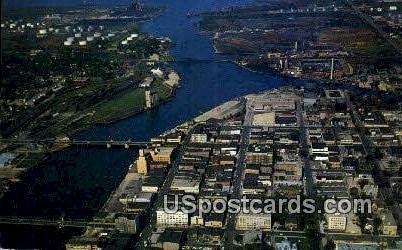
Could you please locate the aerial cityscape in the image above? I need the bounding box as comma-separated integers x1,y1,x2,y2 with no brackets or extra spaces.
0,0,401,249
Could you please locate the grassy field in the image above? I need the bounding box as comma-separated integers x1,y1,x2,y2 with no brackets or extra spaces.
86,82,172,123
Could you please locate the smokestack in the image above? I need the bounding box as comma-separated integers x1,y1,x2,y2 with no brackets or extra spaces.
330,58,334,80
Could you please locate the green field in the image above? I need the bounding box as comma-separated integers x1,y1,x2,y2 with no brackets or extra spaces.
86,82,172,123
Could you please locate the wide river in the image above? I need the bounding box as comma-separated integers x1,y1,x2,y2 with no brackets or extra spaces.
0,0,305,248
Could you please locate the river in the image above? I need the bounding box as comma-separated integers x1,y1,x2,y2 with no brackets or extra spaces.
0,0,305,248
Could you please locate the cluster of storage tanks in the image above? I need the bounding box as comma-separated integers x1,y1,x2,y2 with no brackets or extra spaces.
1,20,64,35
63,25,114,47
63,32,118,46
121,33,139,45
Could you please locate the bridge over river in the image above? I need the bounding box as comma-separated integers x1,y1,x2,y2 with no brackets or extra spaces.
0,216,116,229
0,138,149,149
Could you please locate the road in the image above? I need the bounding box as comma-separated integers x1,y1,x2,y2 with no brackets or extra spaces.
296,99,315,197
268,229,307,239
224,98,253,247
343,0,401,55
349,105,373,155
326,232,402,242
101,170,141,214
136,125,199,248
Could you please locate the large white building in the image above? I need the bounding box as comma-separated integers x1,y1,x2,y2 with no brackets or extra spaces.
236,212,271,231
326,213,347,231
145,90,159,109
170,174,200,194
156,209,188,227
190,133,208,143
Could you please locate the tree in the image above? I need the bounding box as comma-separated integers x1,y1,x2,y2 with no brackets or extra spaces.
358,179,369,189
373,217,382,235
350,187,359,197
325,239,336,250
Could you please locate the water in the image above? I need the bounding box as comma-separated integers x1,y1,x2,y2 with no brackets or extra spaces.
75,0,303,141
0,0,305,248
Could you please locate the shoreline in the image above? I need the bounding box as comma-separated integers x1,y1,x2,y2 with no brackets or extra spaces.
0,79,179,199
236,60,402,97
93,86,177,126
0,2,180,200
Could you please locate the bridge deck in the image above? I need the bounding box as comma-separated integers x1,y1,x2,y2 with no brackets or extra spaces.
0,217,115,229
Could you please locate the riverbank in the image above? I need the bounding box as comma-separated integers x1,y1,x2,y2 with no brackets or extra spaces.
0,0,282,248
75,82,402,249
0,2,184,196
68,93,246,247
199,1,402,94
0,78,179,198
207,30,400,95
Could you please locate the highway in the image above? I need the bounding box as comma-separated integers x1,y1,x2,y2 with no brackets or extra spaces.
224,98,253,248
